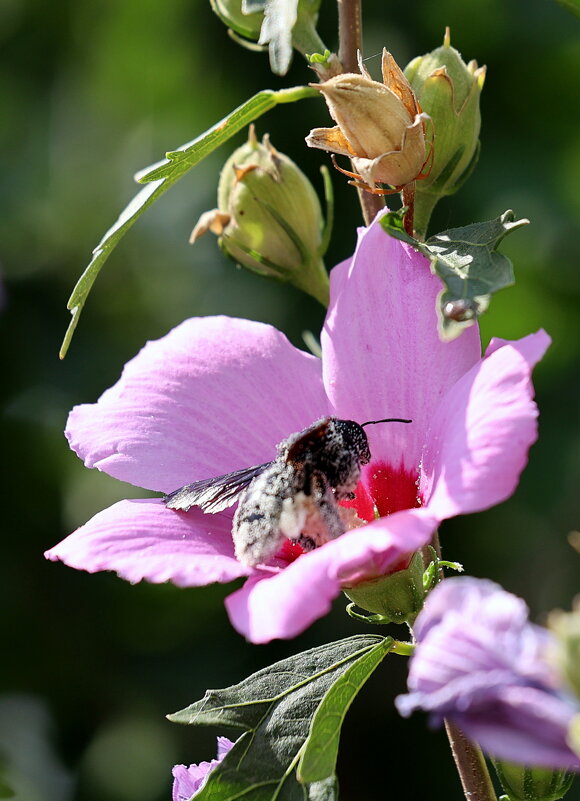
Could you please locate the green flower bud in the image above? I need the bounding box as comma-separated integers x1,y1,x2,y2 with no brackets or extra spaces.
548,601,580,700
209,0,264,41
404,28,486,237
343,551,425,625
192,126,329,305
493,760,575,801
569,715,580,761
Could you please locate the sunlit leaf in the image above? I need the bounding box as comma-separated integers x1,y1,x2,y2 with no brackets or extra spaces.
169,635,389,801
380,210,529,340
297,638,393,782
60,85,318,358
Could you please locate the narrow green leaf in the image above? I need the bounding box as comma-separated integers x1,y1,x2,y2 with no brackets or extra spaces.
380,210,529,340
136,86,317,184
60,85,318,358
297,637,394,783
169,635,385,801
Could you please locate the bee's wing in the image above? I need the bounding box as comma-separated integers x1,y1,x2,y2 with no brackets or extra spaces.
163,462,272,514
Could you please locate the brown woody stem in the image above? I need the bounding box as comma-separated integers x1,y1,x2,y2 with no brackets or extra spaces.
337,0,385,225
444,720,498,801
337,0,362,72
401,181,416,237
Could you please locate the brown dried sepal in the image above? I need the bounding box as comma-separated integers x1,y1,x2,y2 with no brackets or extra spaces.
306,48,428,191
189,210,231,243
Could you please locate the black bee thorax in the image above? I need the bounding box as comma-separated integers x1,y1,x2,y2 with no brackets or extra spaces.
231,418,371,567
165,415,390,569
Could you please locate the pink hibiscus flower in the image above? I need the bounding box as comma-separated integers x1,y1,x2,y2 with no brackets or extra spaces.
45,212,549,643
172,737,234,801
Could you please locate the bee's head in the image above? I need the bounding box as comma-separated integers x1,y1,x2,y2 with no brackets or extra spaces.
357,417,413,464
332,419,372,465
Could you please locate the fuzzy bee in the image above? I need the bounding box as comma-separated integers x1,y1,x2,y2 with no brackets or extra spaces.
163,416,410,567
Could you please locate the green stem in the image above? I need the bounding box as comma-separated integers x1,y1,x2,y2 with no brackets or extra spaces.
390,640,415,656
413,191,439,241
292,10,328,60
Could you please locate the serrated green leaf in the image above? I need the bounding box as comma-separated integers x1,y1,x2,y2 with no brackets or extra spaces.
169,635,385,801
380,210,528,341
297,637,393,783
427,210,528,340
60,85,318,358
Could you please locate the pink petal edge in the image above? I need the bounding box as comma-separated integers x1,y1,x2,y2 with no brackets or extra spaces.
66,316,328,493
421,330,551,519
45,499,252,586
225,507,438,643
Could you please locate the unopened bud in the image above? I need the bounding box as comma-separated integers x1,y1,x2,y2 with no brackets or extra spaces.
493,760,575,801
210,0,264,41
192,127,329,305
548,600,580,700
405,28,485,199
307,49,428,190
569,715,580,761
343,551,425,624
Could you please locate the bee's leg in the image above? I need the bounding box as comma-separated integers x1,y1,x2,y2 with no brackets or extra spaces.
299,473,346,548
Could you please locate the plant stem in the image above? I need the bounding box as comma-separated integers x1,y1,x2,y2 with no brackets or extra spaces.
337,0,385,225
337,0,362,72
420,533,496,801
413,191,439,241
444,720,498,801
401,181,416,237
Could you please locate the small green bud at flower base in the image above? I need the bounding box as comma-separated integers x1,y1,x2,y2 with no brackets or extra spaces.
404,28,486,237
492,759,575,801
569,715,580,761
342,551,425,625
548,601,580,700
209,0,264,41
191,126,329,306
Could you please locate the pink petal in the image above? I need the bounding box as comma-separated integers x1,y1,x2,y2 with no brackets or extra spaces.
321,212,481,475
66,317,328,493
225,508,438,643
421,331,551,518
45,499,252,585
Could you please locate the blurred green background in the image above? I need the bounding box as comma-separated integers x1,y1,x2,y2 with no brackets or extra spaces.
1,0,579,798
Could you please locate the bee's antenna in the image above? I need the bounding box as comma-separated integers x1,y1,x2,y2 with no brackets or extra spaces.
361,418,412,427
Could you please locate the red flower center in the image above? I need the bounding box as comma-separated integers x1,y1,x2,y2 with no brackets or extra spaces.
274,461,421,567
342,460,421,522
